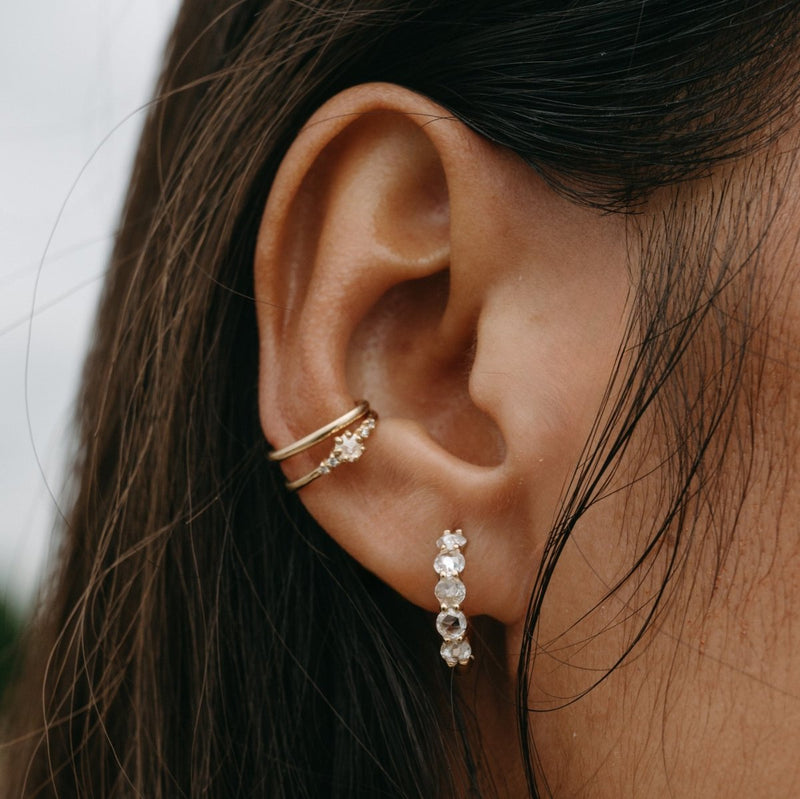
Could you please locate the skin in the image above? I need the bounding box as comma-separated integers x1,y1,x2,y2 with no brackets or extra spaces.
254,84,800,797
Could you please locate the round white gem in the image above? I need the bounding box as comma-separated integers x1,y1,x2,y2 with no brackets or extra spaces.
454,639,472,664
436,609,467,641
335,433,364,462
433,551,465,577
436,532,467,550
435,578,466,607
441,638,472,666
361,419,375,438
440,642,459,667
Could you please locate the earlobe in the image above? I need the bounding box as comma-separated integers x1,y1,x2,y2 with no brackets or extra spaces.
254,83,631,637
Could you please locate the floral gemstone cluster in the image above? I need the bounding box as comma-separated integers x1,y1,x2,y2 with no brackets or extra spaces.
318,414,376,475
434,529,472,667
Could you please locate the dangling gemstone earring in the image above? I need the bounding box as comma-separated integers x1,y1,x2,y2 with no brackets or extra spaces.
434,529,473,667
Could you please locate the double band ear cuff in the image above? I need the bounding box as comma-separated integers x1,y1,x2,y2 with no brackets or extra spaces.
434,529,473,667
267,400,377,491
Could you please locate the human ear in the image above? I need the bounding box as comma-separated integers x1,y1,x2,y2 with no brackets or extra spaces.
254,83,630,635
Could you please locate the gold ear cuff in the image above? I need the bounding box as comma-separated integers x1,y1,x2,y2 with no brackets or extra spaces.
268,400,377,491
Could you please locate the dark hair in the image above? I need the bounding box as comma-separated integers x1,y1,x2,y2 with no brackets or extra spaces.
5,1,800,796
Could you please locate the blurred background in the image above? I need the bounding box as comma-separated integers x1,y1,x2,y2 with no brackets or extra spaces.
1,1,180,686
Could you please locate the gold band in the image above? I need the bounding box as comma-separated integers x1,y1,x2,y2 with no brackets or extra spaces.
285,412,377,491
267,400,370,462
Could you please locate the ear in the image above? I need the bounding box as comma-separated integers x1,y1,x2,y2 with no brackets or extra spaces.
254,83,630,633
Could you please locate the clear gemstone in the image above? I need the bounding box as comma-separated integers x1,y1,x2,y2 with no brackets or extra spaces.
436,609,467,641
327,456,339,469
335,432,364,462
358,417,375,438
434,551,465,576
319,463,330,474
440,643,459,667
436,532,467,550
441,638,472,666
435,578,466,607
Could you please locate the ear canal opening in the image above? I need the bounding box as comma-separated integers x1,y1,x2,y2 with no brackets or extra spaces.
347,269,506,467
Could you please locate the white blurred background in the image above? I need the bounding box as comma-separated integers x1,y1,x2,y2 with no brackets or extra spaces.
0,2,180,609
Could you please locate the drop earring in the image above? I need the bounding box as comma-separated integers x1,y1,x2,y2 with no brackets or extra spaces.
434,529,473,667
